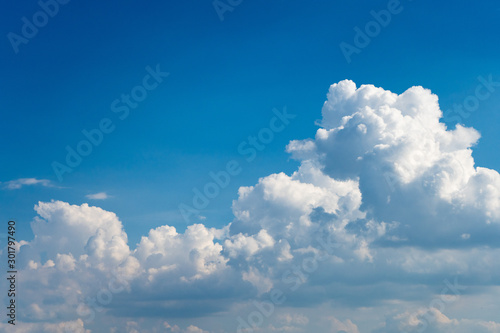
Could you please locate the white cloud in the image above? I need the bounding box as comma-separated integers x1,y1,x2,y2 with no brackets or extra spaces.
184,325,209,333
7,80,500,332
85,192,109,200
375,307,500,333
0,319,90,333
28,200,130,269
329,316,360,333
134,223,229,282
162,322,209,333
224,229,275,259
2,178,52,190
287,80,500,243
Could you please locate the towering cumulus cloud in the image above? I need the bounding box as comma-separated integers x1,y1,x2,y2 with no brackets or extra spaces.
287,80,499,246
4,81,500,332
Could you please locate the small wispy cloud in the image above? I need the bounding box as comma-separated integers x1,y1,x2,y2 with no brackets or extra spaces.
85,192,109,200
2,178,53,190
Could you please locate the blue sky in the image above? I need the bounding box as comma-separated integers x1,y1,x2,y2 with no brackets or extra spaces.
2,1,500,332
2,0,500,241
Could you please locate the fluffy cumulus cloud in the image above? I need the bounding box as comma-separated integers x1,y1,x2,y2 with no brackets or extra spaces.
5,80,500,332
376,307,500,333
287,80,500,246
